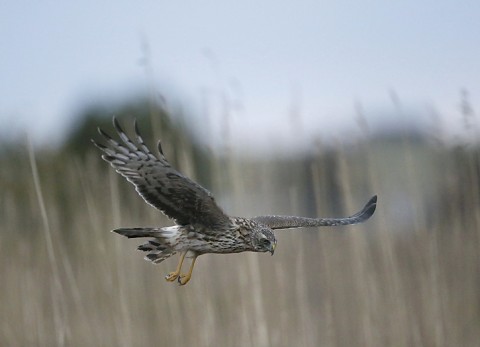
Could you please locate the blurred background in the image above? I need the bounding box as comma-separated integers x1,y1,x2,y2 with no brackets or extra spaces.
1,1,479,346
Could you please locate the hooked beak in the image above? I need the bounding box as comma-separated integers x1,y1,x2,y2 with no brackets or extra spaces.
270,241,277,255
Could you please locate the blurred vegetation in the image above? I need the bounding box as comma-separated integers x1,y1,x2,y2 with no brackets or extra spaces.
1,94,479,346
0,96,218,234
61,96,214,185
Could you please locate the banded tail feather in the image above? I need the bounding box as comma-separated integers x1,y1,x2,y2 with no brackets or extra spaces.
113,227,177,264
113,227,163,238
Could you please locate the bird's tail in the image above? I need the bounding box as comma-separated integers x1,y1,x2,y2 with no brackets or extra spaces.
113,227,163,238
113,227,178,264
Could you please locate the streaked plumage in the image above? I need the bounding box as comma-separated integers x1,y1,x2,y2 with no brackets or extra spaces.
92,118,377,285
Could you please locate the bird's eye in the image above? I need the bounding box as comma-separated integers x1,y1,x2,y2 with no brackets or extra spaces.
262,238,270,246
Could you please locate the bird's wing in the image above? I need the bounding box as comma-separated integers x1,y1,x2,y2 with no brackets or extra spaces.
252,195,377,230
92,117,231,228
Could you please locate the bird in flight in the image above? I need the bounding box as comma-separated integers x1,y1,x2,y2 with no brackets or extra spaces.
92,118,377,285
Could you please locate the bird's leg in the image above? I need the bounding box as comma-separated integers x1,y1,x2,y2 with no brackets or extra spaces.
165,251,186,282
178,254,198,286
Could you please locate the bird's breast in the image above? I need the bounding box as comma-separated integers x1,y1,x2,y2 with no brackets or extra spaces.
176,226,251,254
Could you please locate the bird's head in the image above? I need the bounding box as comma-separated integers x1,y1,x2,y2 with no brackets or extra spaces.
252,227,277,255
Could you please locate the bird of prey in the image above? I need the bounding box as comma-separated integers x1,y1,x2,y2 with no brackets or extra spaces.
92,118,377,285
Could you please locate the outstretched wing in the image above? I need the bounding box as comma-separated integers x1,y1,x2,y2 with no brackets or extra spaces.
92,117,231,228
253,195,377,230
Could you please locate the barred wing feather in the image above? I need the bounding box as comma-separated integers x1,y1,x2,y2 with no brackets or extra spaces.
92,118,231,229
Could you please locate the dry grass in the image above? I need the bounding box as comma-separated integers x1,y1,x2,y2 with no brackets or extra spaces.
0,130,479,346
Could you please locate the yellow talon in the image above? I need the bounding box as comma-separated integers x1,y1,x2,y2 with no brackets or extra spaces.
165,251,186,282
177,255,197,286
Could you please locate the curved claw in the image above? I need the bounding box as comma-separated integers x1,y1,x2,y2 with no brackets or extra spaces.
177,273,192,286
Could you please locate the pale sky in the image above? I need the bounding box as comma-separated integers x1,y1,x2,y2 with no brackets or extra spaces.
1,1,479,152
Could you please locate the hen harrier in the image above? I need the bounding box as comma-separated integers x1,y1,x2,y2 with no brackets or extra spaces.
92,118,377,285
